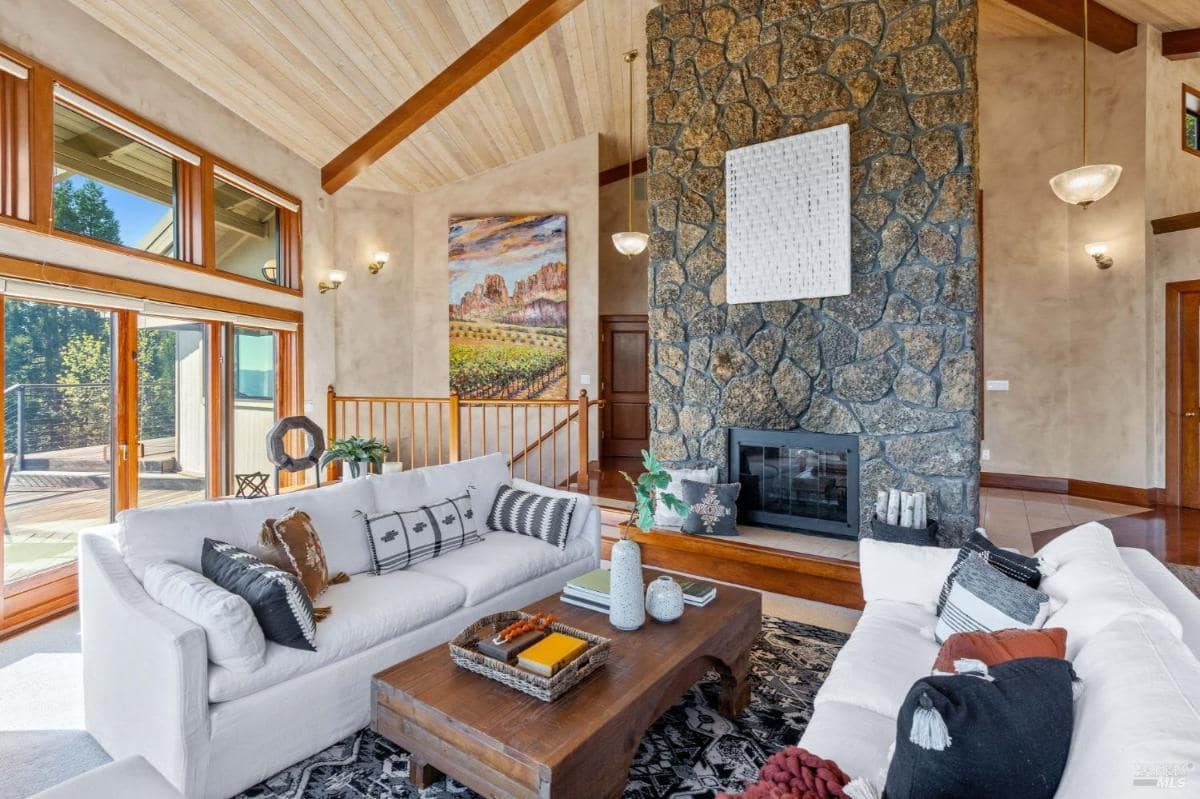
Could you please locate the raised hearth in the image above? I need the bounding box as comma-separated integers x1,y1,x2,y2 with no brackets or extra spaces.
729,428,858,539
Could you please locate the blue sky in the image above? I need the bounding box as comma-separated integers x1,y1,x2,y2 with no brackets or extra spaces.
64,175,171,248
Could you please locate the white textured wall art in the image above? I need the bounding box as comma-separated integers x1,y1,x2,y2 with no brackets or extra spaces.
724,124,851,304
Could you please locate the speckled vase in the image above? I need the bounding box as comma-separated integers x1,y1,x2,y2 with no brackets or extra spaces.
645,575,684,623
608,538,645,631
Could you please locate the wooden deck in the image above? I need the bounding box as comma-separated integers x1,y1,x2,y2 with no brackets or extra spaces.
3,482,203,582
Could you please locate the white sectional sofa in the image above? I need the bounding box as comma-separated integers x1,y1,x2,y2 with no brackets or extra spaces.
79,453,600,799
799,523,1200,798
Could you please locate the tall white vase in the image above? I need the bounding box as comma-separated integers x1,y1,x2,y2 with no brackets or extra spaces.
608,538,645,631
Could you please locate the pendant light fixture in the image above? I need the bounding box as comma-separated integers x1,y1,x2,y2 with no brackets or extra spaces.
1049,0,1122,207
612,48,649,257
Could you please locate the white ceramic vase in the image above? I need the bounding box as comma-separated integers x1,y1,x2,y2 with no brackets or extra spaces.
645,575,684,623
608,538,645,631
341,459,370,481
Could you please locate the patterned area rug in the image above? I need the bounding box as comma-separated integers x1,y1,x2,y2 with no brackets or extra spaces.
1167,563,1200,598
235,617,847,799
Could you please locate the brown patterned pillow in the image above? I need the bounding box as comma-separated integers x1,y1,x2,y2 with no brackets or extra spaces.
259,509,348,619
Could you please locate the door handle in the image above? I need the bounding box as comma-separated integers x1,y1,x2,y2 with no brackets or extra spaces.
118,444,129,462
1185,412,1199,418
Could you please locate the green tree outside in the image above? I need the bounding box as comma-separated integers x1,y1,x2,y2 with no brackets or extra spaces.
53,179,122,245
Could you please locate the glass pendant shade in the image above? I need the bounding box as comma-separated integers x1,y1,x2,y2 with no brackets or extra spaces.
612,230,649,256
1048,163,1123,207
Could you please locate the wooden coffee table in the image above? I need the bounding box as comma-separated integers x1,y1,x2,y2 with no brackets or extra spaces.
372,569,762,799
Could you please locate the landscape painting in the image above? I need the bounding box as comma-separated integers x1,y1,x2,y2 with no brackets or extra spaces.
448,214,568,399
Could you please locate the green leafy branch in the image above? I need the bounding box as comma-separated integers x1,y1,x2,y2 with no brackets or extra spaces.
319,436,389,477
619,449,689,537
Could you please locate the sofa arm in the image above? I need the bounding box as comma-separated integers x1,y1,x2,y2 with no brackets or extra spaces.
79,531,210,797
510,478,602,567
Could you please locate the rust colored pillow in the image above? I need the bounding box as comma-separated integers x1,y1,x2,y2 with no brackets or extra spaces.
259,509,348,615
933,627,1068,673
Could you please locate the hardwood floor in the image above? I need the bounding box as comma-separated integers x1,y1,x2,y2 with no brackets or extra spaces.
1032,505,1200,566
578,456,641,504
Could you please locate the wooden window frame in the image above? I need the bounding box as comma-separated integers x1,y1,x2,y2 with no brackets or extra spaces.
1184,84,1200,158
0,250,304,632
0,40,302,296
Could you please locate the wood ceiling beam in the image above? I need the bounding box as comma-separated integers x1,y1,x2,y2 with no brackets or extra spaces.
1163,29,1200,60
599,157,647,187
320,0,584,194
1002,0,1138,53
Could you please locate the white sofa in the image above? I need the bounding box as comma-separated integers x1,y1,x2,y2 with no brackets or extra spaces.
79,453,601,799
799,523,1200,797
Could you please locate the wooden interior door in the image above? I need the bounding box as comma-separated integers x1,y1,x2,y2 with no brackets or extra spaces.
600,315,649,458
1167,281,1200,508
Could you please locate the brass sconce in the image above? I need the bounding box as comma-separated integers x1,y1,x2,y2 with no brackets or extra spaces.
368,251,390,275
319,269,347,293
1085,243,1113,270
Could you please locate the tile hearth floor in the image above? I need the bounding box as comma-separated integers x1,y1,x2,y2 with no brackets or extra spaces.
980,487,1147,554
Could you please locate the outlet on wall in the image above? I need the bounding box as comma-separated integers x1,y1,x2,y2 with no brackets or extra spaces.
981,448,991,461
580,374,591,386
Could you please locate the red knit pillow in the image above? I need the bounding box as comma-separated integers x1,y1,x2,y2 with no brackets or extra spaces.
933,627,1067,673
718,746,852,799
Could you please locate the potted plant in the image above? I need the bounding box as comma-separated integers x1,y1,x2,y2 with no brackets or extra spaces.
319,436,389,480
607,450,690,631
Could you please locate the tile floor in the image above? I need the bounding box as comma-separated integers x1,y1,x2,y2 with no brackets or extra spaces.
980,487,1148,554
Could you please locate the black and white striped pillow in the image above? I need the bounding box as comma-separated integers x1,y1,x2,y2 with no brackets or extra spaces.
934,552,1052,643
201,538,317,651
487,484,577,550
359,493,480,574
937,530,1043,614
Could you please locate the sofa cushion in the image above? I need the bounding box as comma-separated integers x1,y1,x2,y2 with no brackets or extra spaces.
487,483,576,548
936,531,1042,615
813,600,939,719
934,552,1052,643
118,499,243,581
510,479,595,552
208,570,467,702
1037,523,1182,657
369,453,509,528
1057,614,1200,798
142,561,266,673
884,658,1075,799
409,531,592,606
202,539,317,651
859,539,959,613
226,477,378,577
932,628,1067,673
362,493,481,574
797,701,896,786
1119,546,1200,657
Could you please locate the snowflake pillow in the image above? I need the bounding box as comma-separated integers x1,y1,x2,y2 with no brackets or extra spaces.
358,493,480,574
680,479,741,536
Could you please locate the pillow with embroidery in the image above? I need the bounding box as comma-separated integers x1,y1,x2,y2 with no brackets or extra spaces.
260,508,349,602
359,493,480,574
680,479,741,536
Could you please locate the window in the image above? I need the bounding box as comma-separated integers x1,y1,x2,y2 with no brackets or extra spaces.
1186,84,1200,156
0,53,32,221
214,175,281,285
52,102,178,257
230,326,277,478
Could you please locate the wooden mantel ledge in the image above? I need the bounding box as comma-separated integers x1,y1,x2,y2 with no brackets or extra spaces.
604,525,864,610
1151,211,1200,235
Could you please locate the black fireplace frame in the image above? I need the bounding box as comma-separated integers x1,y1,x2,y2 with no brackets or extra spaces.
727,427,859,538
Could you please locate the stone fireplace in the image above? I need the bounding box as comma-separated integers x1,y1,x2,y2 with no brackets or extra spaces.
730,428,859,538
645,0,980,544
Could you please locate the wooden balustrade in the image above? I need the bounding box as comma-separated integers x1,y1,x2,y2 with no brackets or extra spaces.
326,386,601,491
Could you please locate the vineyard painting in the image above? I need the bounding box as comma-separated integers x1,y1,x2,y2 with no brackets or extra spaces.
448,214,568,399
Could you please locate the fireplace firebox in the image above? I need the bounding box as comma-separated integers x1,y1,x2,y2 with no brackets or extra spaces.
727,427,859,538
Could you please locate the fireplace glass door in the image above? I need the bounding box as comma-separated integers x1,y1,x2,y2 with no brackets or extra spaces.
729,428,858,538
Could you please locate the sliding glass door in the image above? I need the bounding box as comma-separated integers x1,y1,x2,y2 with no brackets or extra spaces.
137,315,208,509
2,298,115,587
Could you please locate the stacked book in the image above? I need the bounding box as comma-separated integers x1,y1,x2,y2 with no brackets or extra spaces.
561,568,717,613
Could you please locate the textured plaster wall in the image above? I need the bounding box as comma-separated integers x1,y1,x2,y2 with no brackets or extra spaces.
599,175,650,315
646,0,981,541
332,188,414,396
0,0,335,424
977,36,1073,479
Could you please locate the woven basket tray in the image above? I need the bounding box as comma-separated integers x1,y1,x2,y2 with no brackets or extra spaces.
449,611,611,702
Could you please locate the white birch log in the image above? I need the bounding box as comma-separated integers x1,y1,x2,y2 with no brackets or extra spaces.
900,492,915,527
914,492,927,529
876,490,889,520
886,488,901,526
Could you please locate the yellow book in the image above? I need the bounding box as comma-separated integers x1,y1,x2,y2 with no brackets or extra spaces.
516,632,588,677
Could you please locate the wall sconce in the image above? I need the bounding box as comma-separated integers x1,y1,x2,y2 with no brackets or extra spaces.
319,269,347,293
368,251,390,275
1085,242,1114,270
261,259,278,282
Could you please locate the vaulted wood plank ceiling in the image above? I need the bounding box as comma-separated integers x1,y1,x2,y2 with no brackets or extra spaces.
982,0,1200,38
67,0,656,193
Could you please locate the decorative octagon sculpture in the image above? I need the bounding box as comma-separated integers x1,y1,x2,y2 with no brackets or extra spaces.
266,415,326,492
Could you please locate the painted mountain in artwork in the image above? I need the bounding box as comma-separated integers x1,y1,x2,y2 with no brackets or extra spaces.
449,262,567,327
